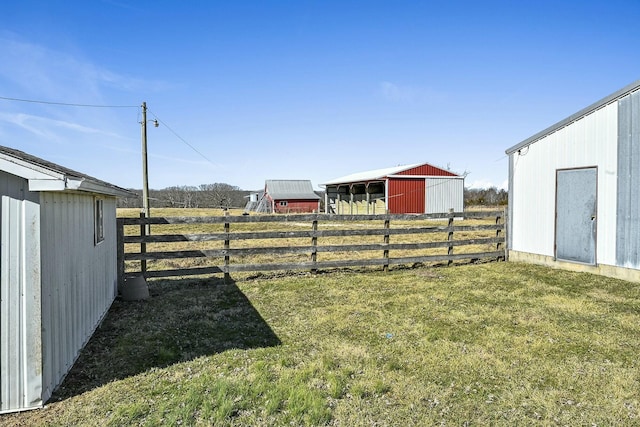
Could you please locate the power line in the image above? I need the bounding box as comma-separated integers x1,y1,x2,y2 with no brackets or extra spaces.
147,108,215,165
0,95,138,108
1,94,214,165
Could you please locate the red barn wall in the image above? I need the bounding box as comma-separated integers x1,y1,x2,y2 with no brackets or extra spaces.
273,199,319,213
397,164,457,177
388,179,425,214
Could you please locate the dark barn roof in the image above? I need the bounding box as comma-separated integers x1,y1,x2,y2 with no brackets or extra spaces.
265,180,320,200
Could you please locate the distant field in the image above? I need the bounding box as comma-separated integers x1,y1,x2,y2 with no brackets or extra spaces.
2,262,638,426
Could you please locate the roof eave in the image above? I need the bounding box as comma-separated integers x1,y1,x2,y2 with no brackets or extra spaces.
27,176,135,197
506,79,640,155
0,155,66,182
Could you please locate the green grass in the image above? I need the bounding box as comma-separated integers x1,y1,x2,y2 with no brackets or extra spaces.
3,262,639,426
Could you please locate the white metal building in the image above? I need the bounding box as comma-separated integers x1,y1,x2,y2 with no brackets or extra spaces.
0,146,134,413
505,79,640,282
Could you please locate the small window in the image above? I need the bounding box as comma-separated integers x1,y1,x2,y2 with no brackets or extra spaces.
95,198,104,244
279,201,288,206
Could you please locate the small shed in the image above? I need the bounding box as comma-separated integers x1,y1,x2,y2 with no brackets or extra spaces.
0,146,134,413
505,79,640,282
322,163,464,214
259,180,320,213
243,190,264,213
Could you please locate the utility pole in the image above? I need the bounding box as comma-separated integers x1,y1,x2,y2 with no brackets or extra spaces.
141,102,150,233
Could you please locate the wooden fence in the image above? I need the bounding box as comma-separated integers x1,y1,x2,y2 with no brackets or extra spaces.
117,210,507,284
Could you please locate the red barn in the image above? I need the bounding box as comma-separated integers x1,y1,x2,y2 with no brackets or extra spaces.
262,180,321,213
322,163,464,214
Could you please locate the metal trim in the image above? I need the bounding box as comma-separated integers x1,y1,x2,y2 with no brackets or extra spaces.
506,79,640,155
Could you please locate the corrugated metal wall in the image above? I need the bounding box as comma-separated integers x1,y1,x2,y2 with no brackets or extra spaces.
616,90,640,268
388,179,425,213
1,174,43,413
1,185,119,413
509,101,618,265
273,199,320,213
425,177,464,214
38,192,118,403
396,164,457,177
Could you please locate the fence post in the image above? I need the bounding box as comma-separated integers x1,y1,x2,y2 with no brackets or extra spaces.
496,209,506,261
447,208,454,266
224,211,231,284
503,208,509,261
383,217,390,272
311,218,318,274
140,212,147,275
117,218,125,289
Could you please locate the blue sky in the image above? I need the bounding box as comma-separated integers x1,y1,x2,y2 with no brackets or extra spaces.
1,1,639,191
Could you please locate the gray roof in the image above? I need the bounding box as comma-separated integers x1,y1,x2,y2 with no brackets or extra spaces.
0,145,136,198
265,180,320,200
322,163,424,186
506,79,640,155
321,162,460,186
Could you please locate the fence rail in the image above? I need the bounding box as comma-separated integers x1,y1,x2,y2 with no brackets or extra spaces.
117,211,507,283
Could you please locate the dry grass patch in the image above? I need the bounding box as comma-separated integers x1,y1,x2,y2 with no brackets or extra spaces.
120,208,504,277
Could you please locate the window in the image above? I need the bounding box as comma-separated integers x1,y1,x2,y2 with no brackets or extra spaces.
279,201,288,206
95,198,104,244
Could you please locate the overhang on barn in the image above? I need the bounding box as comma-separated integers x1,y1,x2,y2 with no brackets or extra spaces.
505,79,640,282
322,162,464,214
248,180,320,214
0,145,134,413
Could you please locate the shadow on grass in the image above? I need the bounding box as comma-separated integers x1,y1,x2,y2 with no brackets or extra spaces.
52,276,280,401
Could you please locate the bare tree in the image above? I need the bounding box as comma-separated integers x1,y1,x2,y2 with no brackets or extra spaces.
119,183,249,209
464,187,507,206
200,183,244,208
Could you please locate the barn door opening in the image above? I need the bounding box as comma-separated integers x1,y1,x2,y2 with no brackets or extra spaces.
555,167,597,264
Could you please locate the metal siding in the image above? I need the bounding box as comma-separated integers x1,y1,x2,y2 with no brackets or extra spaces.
507,79,640,155
39,192,117,404
510,102,618,264
273,200,319,213
396,164,457,177
616,90,640,268
1,191,43,413
425,177,464,214
388,179,424,213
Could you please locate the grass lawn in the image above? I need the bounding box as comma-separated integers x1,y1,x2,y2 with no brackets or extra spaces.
2,261,639,426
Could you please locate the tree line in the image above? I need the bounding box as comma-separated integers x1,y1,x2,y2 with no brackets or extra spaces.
464,187,508,206
118,183,508,209
117,183,250,209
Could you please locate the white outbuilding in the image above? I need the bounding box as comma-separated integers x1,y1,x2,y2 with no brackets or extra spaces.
0,146,134,413
505,79,640,282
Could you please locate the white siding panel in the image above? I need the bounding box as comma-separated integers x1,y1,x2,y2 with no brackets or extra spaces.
511,102,618,264
0,195,43,413
425,177,464,213
39,192,117,403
